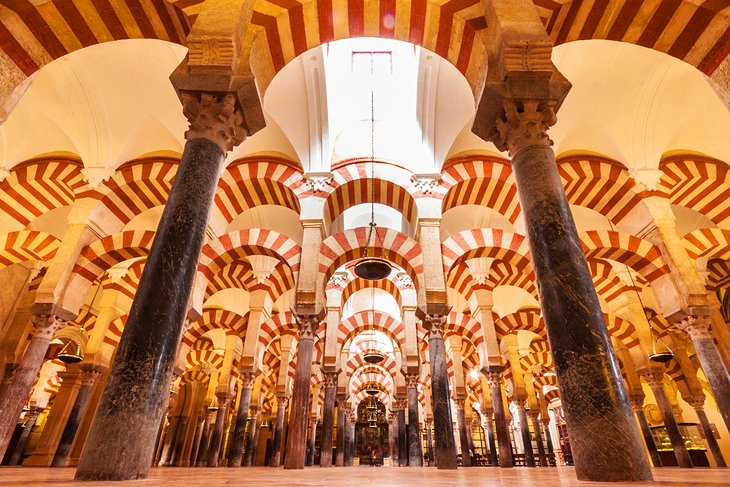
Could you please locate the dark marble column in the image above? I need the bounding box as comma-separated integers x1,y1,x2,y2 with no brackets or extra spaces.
307,417,317,466
335,401,345,466
269,395,288,467
51,367,102,467
690,401,726,468
644,371,692,467
195,411,213,467
389,413,399,467
207,395,232,467
319,373,336,467
629,397,663,468
492,99,652,481
529,412,547,467
8,406,42,465
679,317,730,432
542,419,554,462
454,398,471,467
189,418,204,466
228,373,255,467
424,418,434,466
76,93,250,480
243,408,259,467
405,374,423,467
485,415,499,466
0,315,65,460
514,400,535,467
483,369,512,467
423,314,458,469
344,410,354,466
397,403,407,466
285,314,317,469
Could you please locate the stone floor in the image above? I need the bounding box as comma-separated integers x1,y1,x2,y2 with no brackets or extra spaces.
0,467,727,487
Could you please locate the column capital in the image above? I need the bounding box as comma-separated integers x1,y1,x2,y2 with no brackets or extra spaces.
275,394,290,409
24,406,43,422
323,371,338,389
404,373,420,389
240,371,257,388
421,312,448,340
30,314,66,339
453,397,466,410
215,392,233,408
628,394,645,411
512,397,527,410
492,99,558,157
528,410,540,420
79,367,103,387
676,315,713,340
293,311,321,341
180,91,248,153
482,367,503,387
641,369,665,389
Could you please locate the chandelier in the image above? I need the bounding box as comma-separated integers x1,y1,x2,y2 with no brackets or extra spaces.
353,55,391,282
362,285,385,364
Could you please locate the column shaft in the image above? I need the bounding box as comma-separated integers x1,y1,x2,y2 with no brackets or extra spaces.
516,405,535,467
485,372,512,467
397,408,407,466
319,380,336,467
510,140,651,481
269,396,287,466
207,397,231,467
455,400,471,467
76,137,227,481
8,407,41,465
406,379,423,466
632,404,663,468
695,407,726,468
307,419,317,466
647,378,692,468
284,318,316,470
425,419,434,466
51,369,100,467
389,416,398,466
195,414,212,467
335,405,345,466
227,381,253,467
485,416,498,466
530,413,547,467
243,409,259,467
426,318,457,469
189,419,204,467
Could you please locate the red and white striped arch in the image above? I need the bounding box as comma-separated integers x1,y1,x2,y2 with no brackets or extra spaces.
71,230,155,283
103,315,127,349
215,156,304,224
247,0,488,96
580,230,669,282
682,228,730,261
604,313,640,350
521,338,553,372
0,157,86,226
441,155,520,223
441,228,531,274
258,311,299,351
447,260,537,305
94,158,178,232
205,260,295,304
445,311,484,363
0,230,60,268
659,156,730,226
588,260,632,304
558,155,653,225
495,310,547,341
322,173,419,231
338,310,405,349
103,260,146,302
181,308,248,349
341,274,403,309
707,259,730,290
319,227,424,287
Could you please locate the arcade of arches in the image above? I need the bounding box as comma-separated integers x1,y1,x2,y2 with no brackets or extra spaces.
0,1,730,484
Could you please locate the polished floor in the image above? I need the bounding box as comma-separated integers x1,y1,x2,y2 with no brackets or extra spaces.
0,467,727,487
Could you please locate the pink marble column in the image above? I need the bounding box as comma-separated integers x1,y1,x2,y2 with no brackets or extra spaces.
8,406,42,465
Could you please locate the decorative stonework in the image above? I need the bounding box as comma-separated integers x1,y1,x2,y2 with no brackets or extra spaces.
492,99,557,156
187,37,237,70
628,168,664,191
453,397,466,410
31,314,66,339
181,91,247,153
240,371,257,388
396,272,413,288
405,373,419,389
304,172,333,194
328,272,348,288
294,313,318,340
423,313,446,340
323,372,338,389
410,174,441,195
81,166,115,189
276,395,290,408
501,40,553,75
484,370,503,388
79,368,102,387
676,315,713,340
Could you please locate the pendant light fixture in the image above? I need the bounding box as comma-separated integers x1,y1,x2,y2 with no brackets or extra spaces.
354,54,391,282
363,285,385,364
59,276,102,364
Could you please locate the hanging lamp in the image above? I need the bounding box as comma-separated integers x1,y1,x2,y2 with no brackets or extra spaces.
363,285,385,364
58,276,103,364
353,55,391,282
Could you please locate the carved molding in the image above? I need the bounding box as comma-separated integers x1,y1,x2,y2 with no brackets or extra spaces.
294,313,318,340
492,99,557,156
323,372,338,389
31,314,66,339
181,91,248,153
304,172,334,194
187,37,237,70
410,173,441,195
240,371,257,388
501,40,554,75
423,314,447,340
405,373,419,389
676,315,713,340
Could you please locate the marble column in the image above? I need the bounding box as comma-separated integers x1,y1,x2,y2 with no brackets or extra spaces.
0,315,65,459
485,415,499,466
424,418,434,466
484,369,512,467
629,397,663,468
644,371,692,468
690,400,726,468
76,92,249,481
454,398,471,467
8,406,42,465
515,400,535,467
397,402,407,466
335,402,345,466
529,412,547,467
228,372,256,467
678,317,730,431
542,419,554,462
195,411,213,467
307,417,317,466
493,99,652,481
207,395,232,467
189,418,204,466
269,395,288,467
405,374,423,467
242,408,259,467
344,410,354,466
319,373,336,467
423,314,458,469
284,314,317,469
51,367,102,467
389,413,399,467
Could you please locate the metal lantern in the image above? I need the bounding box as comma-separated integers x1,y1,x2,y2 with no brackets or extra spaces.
57,339,84,364
354,257,391,281
363,349,385,364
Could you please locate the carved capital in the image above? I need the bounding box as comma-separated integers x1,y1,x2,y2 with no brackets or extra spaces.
304,172,334,194
181,91,248,153
423,314,447,340
395,397,408,411
641,371,665,389
24,406,43,422
628,394,645,411
453,397,466,410
410,174,441,195
79,368,102,387
240,371,257,388
31,314,66,339
512,397,527,410
323,371,338,389
294,314,318,341
484,369,503,388
492,99,556,156
405,373,419,390
276,394,290,409
676,315,712,340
